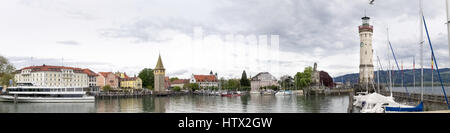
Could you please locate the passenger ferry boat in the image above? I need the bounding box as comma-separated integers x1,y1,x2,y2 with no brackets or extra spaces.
0,85,95,103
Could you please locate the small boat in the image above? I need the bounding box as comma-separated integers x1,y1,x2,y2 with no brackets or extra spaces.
353,92,369,108
385,102,423,112
220,91,240,97
263,90,275,95
275,90,292,96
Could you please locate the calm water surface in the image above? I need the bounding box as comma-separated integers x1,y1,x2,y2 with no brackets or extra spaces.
0,94,350,113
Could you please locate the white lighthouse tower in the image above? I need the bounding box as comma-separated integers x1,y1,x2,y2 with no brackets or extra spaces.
358,16,374,87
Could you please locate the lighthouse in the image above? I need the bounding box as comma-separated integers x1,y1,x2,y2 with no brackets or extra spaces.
358,16,374,87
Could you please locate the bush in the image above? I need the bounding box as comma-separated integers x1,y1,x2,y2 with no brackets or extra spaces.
102,85,112,92
187,83,199,91
172,86,181,92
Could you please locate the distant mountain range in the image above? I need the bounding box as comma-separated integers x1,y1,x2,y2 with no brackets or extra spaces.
333,68,450,86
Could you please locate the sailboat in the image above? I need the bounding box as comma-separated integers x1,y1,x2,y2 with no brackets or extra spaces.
385,0,450,111
383,6,423,112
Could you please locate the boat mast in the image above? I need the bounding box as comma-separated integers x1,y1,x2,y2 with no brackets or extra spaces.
420,0,424,101
446,0,450,64
377,57,380,93
401,60,404,89
387,27,393,97
413,56,415,90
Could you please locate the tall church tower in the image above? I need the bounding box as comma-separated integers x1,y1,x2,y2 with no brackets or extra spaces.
154,54,166,93
358,16,374,87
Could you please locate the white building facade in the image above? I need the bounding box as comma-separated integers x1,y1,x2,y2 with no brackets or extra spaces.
190,74,219,89
14,65,90,88
250,72,278,92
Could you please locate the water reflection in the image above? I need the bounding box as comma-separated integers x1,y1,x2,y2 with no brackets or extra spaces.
0,94,350,113
0,102,95,113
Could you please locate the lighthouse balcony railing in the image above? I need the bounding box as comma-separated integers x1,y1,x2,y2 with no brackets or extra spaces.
358,25,373,30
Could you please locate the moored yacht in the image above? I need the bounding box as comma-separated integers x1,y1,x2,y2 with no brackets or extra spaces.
0,86,95,103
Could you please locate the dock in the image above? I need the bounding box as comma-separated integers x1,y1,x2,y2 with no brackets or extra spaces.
379,91,450,104
91,90,152,98
91,90,191,98
305,87,354,96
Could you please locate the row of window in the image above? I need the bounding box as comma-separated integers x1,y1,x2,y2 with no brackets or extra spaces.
360,33,372,38
20,73,87,78
31,83,88,87
17,78,88,82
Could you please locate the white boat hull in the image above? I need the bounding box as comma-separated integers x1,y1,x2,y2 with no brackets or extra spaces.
0,95,95,103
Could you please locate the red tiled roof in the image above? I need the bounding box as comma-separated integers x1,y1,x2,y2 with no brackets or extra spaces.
82,69,98,76
171,79,189,84
193,75,217,82
20,65,97,75
165,77,169,82
99,72,113,77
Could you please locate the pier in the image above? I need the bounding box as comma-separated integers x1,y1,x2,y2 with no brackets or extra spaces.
91,90,191,98
379,90,450,104
305,88,354,96
91,90,152,98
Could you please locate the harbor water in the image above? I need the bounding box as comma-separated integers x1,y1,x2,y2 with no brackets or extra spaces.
0,94,349,113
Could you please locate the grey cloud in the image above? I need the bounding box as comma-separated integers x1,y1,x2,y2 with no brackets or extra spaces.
95,0,448,71
19,0,97,20
7,56,113,71
98,17,200,43
167,69,189,77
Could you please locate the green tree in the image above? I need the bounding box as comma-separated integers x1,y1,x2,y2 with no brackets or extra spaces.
187,83,199,91
226,79,240,90
294,66,313,90
138,68,154,90
0,56,15,86
268,85,279,91
240,70,250,87
169,77,179,82
102,85,112,92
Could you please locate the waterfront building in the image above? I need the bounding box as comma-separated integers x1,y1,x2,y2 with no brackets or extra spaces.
358,16,375,86
115,72,129,88
189,74,218,89
164,76,171,89
14,64,89,88
83,69,98,88
120,76,143,89
250,72,278,92
154,54,166,92
115,72,142,89
170,79,189,89
97,72,119,89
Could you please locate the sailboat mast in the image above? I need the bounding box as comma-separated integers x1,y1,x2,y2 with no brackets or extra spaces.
432,54,434,92
446,0,450,63
377,56,380,93
387,27,393,97
420,0,424,101
401,60,404,89
413,56,415,90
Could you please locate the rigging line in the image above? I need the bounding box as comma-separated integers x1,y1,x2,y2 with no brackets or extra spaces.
388,41,410,99
422,15,450,109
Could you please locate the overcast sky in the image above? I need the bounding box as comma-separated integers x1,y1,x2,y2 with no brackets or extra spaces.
0,0,449,79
